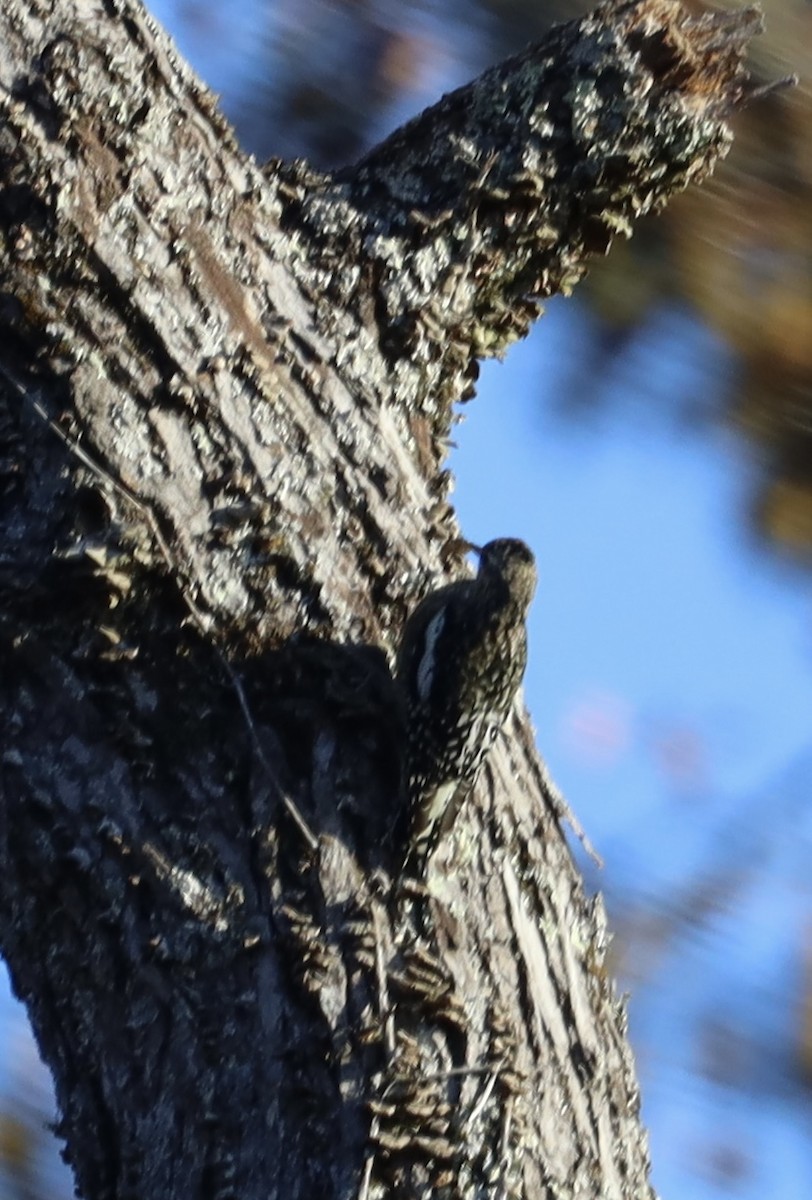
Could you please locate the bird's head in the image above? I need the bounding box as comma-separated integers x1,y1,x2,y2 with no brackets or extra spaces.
471,538,537,610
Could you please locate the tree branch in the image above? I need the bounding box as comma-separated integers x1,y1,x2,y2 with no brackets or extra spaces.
277,1,786,436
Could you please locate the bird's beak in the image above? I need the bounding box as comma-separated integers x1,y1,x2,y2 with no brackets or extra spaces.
461,539,483,556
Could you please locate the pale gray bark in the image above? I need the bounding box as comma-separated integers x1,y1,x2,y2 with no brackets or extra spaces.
0,1,774,1197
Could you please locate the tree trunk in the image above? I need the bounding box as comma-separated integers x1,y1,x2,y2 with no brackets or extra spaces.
0,1,775,1196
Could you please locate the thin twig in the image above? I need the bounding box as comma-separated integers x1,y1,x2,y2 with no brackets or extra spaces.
467,1067,500,1128
357,1135,376,1200
497,1095,514,1200
370,897,396,1057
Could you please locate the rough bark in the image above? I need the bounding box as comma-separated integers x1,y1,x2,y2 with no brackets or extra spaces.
0,1,775,1197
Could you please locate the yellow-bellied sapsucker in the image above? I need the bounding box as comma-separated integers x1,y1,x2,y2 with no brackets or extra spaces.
396,538,537,873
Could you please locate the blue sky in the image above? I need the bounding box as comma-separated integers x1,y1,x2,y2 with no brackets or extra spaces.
454,298,812,838
454,297,812,1197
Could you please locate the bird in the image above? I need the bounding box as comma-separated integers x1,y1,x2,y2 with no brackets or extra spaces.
396,537,537,873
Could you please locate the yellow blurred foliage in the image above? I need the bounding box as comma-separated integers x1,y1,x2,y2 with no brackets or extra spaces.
0,1109,33,1173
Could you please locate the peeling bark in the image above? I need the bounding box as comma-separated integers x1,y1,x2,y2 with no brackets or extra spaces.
0,1,777,1197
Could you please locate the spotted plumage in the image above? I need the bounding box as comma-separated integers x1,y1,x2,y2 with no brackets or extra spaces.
396,538,537,872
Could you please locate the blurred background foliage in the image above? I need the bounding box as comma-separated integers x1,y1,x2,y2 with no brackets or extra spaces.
1,1,809,1197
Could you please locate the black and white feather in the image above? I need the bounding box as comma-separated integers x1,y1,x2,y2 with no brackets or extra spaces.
396,538,537,872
